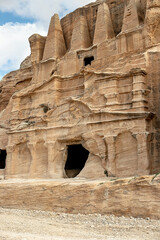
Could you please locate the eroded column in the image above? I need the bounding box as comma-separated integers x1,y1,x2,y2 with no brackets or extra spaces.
132,71,147,111
46,141,65,178
28,143,37,178
105,136,116,177
5,145,15,179
136,132,150,175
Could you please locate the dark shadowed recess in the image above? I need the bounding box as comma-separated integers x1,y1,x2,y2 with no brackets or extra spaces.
65,144,89,178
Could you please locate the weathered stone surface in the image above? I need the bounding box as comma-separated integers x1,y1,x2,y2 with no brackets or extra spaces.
0,175,159,219
93,2,114,45
144,0,160,46
42,14,66,60
0,0,160,184
0,0,160,220
0,67,32,113
29,34,46,63
71,14,91,50
122,0,140,32
20,55,32,69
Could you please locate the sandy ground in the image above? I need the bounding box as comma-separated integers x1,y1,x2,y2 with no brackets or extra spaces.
0,208,159,240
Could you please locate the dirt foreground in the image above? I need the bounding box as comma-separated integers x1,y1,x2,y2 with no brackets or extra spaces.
0,207,159,240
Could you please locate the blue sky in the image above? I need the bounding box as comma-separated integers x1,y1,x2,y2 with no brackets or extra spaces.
0,0,94,80
0,11,34,25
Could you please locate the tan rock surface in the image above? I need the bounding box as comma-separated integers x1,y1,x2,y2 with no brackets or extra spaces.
42,14,66,60
0,0,159,179
93,2,115,45
0,0,160,219
0,175,159,219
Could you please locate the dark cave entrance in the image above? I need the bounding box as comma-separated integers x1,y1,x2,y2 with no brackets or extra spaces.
84,56,94,66
65,144,89,178
0,150,6,169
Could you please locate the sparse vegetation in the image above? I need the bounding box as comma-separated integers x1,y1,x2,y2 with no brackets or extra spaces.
151,173,160,182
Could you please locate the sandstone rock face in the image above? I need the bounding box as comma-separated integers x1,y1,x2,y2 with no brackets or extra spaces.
42,14,66,60
93,2,115,44
0,0,160,181
144,0,160,46
0,175,159,219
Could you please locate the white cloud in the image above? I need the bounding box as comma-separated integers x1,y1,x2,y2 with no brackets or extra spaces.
0,0,95,26
0,0,95,77
0,22,46,72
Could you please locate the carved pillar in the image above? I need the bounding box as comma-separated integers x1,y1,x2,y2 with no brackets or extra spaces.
106,78,118,106
136,132,150,175
46,141,56,178
117,34,127,54
28,143,37,178
46,141,65,178
132,70,148,111
5,145,14,178
105,136,116,176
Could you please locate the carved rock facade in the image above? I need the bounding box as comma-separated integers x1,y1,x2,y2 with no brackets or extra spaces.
0,0,160,179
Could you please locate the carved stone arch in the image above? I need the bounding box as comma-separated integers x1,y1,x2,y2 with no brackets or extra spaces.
59,131,107,179
115,131,138,177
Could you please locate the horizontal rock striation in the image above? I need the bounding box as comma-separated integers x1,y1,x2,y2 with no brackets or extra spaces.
0,175,159,219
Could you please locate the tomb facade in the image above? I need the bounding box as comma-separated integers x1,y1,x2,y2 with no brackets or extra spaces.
0,0,160,179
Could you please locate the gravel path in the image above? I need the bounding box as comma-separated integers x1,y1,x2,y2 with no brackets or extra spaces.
0,207,159,240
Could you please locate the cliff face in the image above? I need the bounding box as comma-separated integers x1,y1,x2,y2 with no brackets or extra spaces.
0,0,148,114
0,0,160,181
60,0,147,48
0,56,32,113
0,0,148,113
0,0,160,220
